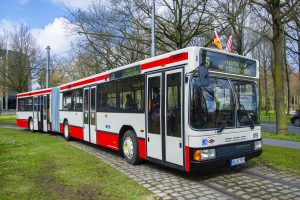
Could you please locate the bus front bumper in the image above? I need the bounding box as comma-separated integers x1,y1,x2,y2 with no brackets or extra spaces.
189,139,262,172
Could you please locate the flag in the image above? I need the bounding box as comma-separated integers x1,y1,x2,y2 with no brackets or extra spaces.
213,30,222,50
226,35,233,52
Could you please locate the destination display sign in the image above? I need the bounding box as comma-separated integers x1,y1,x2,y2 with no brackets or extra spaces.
110,65,141,80
201,50,257,77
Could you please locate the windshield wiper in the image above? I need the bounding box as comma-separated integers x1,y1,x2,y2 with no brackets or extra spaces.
217,116,230,134
246,114,255,129
239,104,255,129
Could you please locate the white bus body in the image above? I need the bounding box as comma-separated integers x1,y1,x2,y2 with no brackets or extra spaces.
17,47,262,172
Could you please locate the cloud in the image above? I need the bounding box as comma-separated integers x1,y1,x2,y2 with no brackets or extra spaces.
49,0,95,9
31,17,78,55
18,0,29,5
0,19,16,34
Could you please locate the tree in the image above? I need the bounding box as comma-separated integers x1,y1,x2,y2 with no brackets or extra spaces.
37,55,71,88
66,0,214,71
250,0,300,134
0,24,42,93
252,38,272,115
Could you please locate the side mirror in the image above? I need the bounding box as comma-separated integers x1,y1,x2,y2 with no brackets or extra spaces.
198,66,209,86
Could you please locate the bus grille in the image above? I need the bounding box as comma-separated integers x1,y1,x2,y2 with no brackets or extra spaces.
215,141,255,158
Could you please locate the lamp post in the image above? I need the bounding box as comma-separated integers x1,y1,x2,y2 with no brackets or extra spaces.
151,0,156,57
46,46,50,88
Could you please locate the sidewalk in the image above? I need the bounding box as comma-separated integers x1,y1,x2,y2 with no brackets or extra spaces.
0,124,25,130
262,138,300,150
0,110,16,115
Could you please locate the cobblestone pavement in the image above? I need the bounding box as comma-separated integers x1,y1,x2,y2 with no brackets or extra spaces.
70,140,300,200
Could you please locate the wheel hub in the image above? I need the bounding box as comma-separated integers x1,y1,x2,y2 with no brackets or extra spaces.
64,125,69,137
123,137,134,159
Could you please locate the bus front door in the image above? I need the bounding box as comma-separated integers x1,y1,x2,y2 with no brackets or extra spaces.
83,86,97,144
146,73,162,161
164,69,183,166
146,68,184,167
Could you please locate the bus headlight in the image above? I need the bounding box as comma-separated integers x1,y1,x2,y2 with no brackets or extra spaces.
201,149,216,160
193,149,216,161
254,141,262,150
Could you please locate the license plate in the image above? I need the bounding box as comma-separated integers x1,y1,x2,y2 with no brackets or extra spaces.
230,157,245,166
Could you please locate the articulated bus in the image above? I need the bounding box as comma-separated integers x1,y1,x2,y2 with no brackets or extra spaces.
16,47,262,172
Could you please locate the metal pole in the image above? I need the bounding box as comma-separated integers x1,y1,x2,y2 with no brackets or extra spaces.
46,46,50,88
151,0,156,57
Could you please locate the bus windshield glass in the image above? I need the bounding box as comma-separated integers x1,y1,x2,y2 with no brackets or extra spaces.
232,80,259,127
190,77,235,129
190,77,258,130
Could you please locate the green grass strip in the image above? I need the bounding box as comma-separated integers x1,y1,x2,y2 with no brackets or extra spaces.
0,114,16,125
251,145,300,175
0,128,154,200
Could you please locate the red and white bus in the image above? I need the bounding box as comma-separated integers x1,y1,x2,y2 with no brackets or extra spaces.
16,47,262,172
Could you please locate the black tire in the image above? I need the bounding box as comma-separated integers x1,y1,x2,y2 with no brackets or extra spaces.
29,118,34,132
122,130,142,165
294,118,300,127
63,121,71,141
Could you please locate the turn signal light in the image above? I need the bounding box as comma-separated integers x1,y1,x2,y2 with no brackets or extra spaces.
193,150,201,161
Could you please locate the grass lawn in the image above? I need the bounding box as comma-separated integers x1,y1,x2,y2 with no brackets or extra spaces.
262,131,300,142
0,128,154,200
0,114,16,125
251,145,300,175
259,111,292,124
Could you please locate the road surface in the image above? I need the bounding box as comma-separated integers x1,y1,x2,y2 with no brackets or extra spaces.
261,123,300,134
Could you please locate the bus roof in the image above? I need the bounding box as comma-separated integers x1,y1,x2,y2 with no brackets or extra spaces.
17,46,259,96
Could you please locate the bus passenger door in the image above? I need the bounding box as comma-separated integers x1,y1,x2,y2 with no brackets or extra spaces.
164,69,183,166
83,88,90,141
33,97,38,130
43,95,48,132
146,73,162,161
38,96,43,130
89,86,97,144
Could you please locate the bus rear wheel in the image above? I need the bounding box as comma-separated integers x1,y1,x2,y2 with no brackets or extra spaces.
64,122,71,141
122,130,142,165
29,118,34,132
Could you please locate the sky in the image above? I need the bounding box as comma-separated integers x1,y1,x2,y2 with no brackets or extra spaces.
0,0,94,55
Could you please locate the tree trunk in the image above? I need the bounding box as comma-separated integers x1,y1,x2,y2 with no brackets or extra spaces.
272,2,288,134
259,79,262,114
263,67,269,115
284,37,290,115
298,32,300,81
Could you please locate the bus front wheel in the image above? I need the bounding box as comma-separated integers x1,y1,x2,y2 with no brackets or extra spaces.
122,130,142,165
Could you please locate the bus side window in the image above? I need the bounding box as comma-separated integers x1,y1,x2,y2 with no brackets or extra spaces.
119,75,144,113
98,81,117,112
62,91,72,111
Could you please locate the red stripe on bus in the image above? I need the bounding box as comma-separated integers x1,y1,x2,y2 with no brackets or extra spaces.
185,146,190,172
59,123,64,134
96,131,119,150
49,122,52,132
16,119,28,128
141,52,188,70
138,138,146,159
60,74,109,91
17,89,52,98
69,125,84,140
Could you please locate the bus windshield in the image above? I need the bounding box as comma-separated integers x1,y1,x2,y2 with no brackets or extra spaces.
190,77,258,130
232,80,259,127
